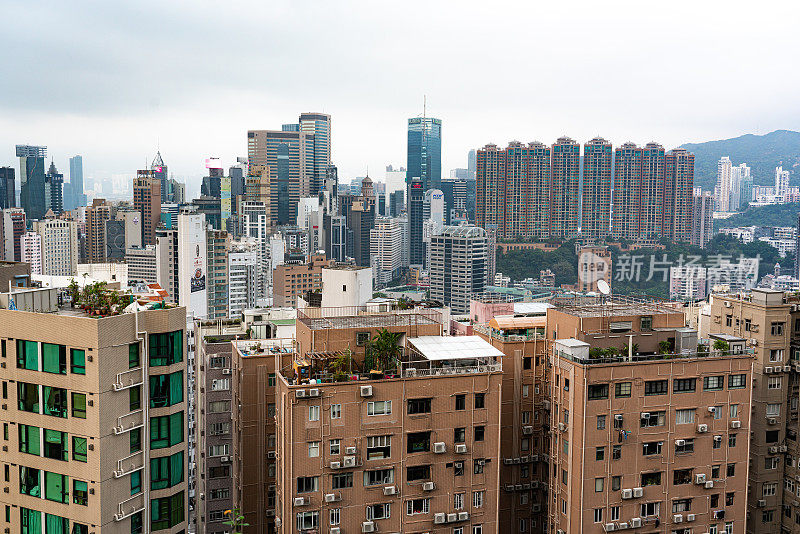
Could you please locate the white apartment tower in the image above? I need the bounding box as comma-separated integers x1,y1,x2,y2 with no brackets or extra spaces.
715,156,733,212
20,231,42,275
429,225,488,314
228,241,258,317
776,166,790,199
32,220,79,276
370,216,403,284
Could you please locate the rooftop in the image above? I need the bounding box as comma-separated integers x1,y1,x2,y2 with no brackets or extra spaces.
407,335,504,361
298,307,442,330
550,294,679,318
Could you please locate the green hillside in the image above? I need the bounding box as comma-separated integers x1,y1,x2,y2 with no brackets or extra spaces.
681,129,800,191
715,203,800,230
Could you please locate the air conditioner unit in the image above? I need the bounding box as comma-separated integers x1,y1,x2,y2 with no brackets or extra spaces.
686,514,695,522
343,456,356,467
346,446,357,455
558,422,566,432
707,406,716,414
713,435,723,442
697,424,708,433
531,454,539,462
785,366,792,372
520,455,529,463
769,446,779,454
780,445,788,452
731,420,741,429
523,425,533,435
267,451,277,459
455,444,468,454
757,499,766,508
222,368,231,375
503,458,513,465
308,388,320,397
621,489,633,499
330,461,341,469
604,523,616,532
675,439,686,446
423,481,435,491
695,474,706,484
434,513,447,524
632,487,643,498
295,389,307,398
447,513,458,523
325,493,340,502
618,522,629,530
330,528,340,534
724,301,732,307
433,442,446,453
640,412,651,419
705,481,714,489
458,511,469,521
360,385,373,397
294,497,307,506
768,417,778,425
750,338,758,346
673,514,683,523
383,485,397,496
362,521,376,533
630,518,642,528
765,366,773,373
220,456,231,463
614,414,623,421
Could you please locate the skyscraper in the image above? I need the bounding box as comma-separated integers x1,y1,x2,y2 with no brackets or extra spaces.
407,116,442,191
85,199,112,263
68,154,85,210
715,156,733,212
408,177,425,265
151,151,168,202
776,165,790,199
581,137,613,239
664,148,695,241
691,188,714,248
611,142,665,240
429,225,488,314
45,161,64,215
299,112,332,195
0,167,14,209
133,169,161,246
16,145,47,220
1,208,26,262
345,177,376,267
550,137,580,239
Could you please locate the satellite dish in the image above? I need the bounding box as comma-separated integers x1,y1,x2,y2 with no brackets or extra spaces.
597,279,611,296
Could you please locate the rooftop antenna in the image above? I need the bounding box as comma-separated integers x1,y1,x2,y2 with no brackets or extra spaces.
423,95,426,119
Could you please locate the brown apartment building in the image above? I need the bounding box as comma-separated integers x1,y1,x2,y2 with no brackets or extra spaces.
86,199,113,263
275,334,504,534
546,295,753,534
0,286,189,534
273,254,333,308
133,170,162,246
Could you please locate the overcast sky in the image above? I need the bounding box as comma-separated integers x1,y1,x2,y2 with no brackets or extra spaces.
1,0,798,194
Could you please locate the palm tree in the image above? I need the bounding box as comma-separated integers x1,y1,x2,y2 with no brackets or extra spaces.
367,328,403,371
657,340,672,355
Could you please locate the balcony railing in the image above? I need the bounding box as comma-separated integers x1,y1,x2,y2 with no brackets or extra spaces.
113,450,144,478
114,493,145,521
113,367,144,391
113,409,144,434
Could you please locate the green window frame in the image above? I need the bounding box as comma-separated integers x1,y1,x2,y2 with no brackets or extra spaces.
70,349,86,375
129,386,141,411
21,507,42,534
44,514,68,534
71,392,86,419
149,331,183,367
42,343,67,375
149,372,183,408
43,387,68,418
19,466,41,497
44,471,69,503
72,523,88,534
150,491,185,531
43,429,68,461
130,428,142,453
131,471,142,495
129,342,140,369
131,511,143,534
18,382,40,413
72,436,87,463
16,340,39,371
150,452,184,490
149,412,183,450
73,480,88,505
19,424,41,456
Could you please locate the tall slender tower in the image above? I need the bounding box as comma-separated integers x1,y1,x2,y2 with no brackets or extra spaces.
16,145,47,220
0,167,15,210
550,137,580,239
715,156,733,211
581,137,613,239
407,114,442,192
133,169,162,246
69,155,85,209
664,148,695,241
299,112,332,196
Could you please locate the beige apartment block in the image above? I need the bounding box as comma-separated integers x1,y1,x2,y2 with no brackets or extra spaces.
546,296,753,534
0,289,188,534
272,254,332,308
275,335,503,534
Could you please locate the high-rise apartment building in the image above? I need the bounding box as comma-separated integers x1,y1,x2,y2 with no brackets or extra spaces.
0,167,15,210
692,188,715,248
32,219,79,276
67,155,85,211
611,142,665,241
1,208,26,262
16,145,47,220
20,232,42,275
429,225,488,314
272,253,332,307
206,229,230,320
126,245,158,284
715,156,734,212
407,116,442,192
664,148,695,242
133,170,161,246
408,178,425,266
581,137,613,239
0,288,189,534
155,227,179,302
227,241,258,317
45,161,64,215
85,199,113,263
550,137,580,239
776,166,791,200
370,217,403,284
177,211,208,320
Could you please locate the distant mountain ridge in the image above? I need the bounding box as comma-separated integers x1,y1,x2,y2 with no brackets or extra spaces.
680,129,800,191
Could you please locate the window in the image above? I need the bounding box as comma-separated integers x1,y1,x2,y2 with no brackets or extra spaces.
768,376,782,389
70,349,86,375
455,427,466,443
364,469,393,486
42,387,68,418
588,384,609,400
765,457,779,470
594,508,603,523
595,477,604,492
366,503,391,520
309,405,320,421
475,393,485,409
729,374,746,389
767,404,781,417
129,342,140,368
210,488,230,500
772,322,785,336
455,394,466,410
73,479,88,505
770,349,784,362
610,506,620,521
454,461,464,476
295,510,319,531
596,447,605,461
727,463,737,476
676,409,695,425
615,382,631,398
356,332,370,345
612,445,621,460
209,422,230,436
210,378,229,391
308,441,320,458
475,426,485,442
329,508,340,526
367,400,392,416
673,378,696,393
69,391,85,419
128,386,142,411
331,472,353,489
72,523,88,534
764,482,777,497
763,510,775,523
641,472,662,486
641,316,653,330
407,432,430,453
474,459,485,474
642,442,662,456
330,439,340,455
641,410,666,427
726,492,735,506
130,428,142,453
676,439,694,454
150,491,185,531
331,404,341,419
150,372,184,408
407,465,430,481
72,436,87,462
149,331,183,366
367,435,391,459
612,476,621,491
15,383,38,414
150,412,183,449
729,434,737,448
19,424,40,456
42,343,67,374
597,415,606,430
406,498,430,515
522,385,529,397
19,466,41,497
408,398,432,414
473,490,484,508
672,498,692,513
297,476,319,493
209,466,229,478
673,469,693,485
208,400,230,413
208,444,229,457
644,380,668,396
17,340,38,370
704,376,724,391
641,502,660,517
45,471,69,503
43,429,68,461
